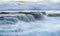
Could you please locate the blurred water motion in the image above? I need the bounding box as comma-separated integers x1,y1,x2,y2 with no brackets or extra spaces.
0,16,18,25
0,12,60,36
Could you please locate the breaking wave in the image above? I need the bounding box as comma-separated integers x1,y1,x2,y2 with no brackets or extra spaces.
0,12,60,36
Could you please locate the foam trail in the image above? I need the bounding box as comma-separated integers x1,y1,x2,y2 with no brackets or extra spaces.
0,16,18,25
18,14,30,22
26,14,35,21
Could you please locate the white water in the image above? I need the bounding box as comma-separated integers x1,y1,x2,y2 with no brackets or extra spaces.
0,13,60,36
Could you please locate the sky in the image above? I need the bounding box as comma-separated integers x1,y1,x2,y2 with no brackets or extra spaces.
0,0,60,3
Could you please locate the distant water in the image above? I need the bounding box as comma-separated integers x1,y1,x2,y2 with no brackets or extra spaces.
0,14,60,36
0,3,60,10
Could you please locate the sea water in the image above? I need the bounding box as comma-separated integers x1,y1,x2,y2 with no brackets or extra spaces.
0,13,60,36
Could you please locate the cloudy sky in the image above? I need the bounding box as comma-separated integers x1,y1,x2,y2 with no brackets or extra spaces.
0,0,60,3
